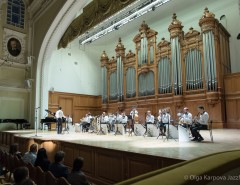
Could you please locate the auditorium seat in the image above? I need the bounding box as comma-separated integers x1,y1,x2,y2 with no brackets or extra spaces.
35,166,46,185
26,163,36,183
45,171,58,185
57,177,71,185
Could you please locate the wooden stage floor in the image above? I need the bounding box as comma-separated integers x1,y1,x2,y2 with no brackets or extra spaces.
9,126,240,161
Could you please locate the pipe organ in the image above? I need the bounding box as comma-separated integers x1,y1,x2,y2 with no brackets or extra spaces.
100,8,231,128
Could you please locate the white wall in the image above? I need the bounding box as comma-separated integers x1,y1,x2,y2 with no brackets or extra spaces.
48,41,103,95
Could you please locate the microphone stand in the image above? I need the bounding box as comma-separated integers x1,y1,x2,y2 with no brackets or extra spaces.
31,107,42,137
163,114,176,142
114,114,121,135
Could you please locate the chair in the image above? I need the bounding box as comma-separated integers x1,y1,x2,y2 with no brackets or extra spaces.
57,177,71,185
45,171,58,185
198,120,214,142
26,163,36,183
35,166,46,185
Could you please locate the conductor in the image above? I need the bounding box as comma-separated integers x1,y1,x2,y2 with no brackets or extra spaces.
55,107,65,134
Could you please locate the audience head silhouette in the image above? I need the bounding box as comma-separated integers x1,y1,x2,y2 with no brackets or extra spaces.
36,148,48,160
13,167,29,185
72,156,84,172
9,143,19,155
54,150,65,163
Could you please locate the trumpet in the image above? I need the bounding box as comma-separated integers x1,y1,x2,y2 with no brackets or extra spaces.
192,112,200,125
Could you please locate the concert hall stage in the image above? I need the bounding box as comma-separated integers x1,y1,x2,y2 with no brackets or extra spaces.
1,127,240,185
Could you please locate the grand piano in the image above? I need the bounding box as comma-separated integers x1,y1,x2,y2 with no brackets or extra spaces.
41,110,56,130
0,119,29,130
40,117,57,130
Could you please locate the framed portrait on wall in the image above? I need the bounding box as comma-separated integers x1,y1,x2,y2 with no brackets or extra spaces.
7,37,21,57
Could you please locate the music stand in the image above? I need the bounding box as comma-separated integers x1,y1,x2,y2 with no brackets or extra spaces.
31,107,42,137
143,122,154,137
156,122,164,139
97,121,105,135
163,119,177,142
114,120,122,135
114,114,122,136
63,119,69,134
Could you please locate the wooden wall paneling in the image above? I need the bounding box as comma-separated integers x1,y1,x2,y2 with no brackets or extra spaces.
95,148,124,184
14,136,31,154
124,152,159,179
78,145,94,176
59,97,73,117
33,139,59,162
59,142,75,168
48,91,102,123
160,157,184,168
224,73,240,128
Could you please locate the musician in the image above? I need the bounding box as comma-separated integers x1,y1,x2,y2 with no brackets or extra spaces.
129,107,138,132
66,115,73,125
190,106,209,142
179,107,192,127
100,112,110,132
80,113,92,132
55,107,65,134
130,107,138,121
63,115,72,132
158,109,170,136
108,113,116,132
117,112,128,132
144,110,154,135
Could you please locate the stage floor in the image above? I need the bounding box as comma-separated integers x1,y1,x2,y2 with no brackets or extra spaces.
9,126,240,161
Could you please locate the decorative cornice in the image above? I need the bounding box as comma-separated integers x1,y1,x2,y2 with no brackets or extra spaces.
58,0,136,49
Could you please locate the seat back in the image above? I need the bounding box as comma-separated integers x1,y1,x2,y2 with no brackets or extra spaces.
57,177,71,185
35,166,46,185
45,171,58,185
26,162,36,182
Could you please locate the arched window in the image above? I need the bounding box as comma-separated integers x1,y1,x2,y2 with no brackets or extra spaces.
7,0,25,28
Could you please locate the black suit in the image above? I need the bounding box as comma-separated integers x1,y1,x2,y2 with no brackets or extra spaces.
49,162,68,178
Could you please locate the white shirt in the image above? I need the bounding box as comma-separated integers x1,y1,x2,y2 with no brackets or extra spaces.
197,112,209,125
109,115,116,123
179,112,192,124
66,117,72,123
146,114,154,123
55,109,64,118
117,114,127,124
130,110,138,119
158,113,170,123
101,115,109,123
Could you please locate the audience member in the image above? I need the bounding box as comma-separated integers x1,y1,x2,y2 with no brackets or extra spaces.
13,167,29,185
22,144,37,165
67,157,91,185
9,143,22,159
19,178,36,185
49,151,68,178
34,148,50,172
